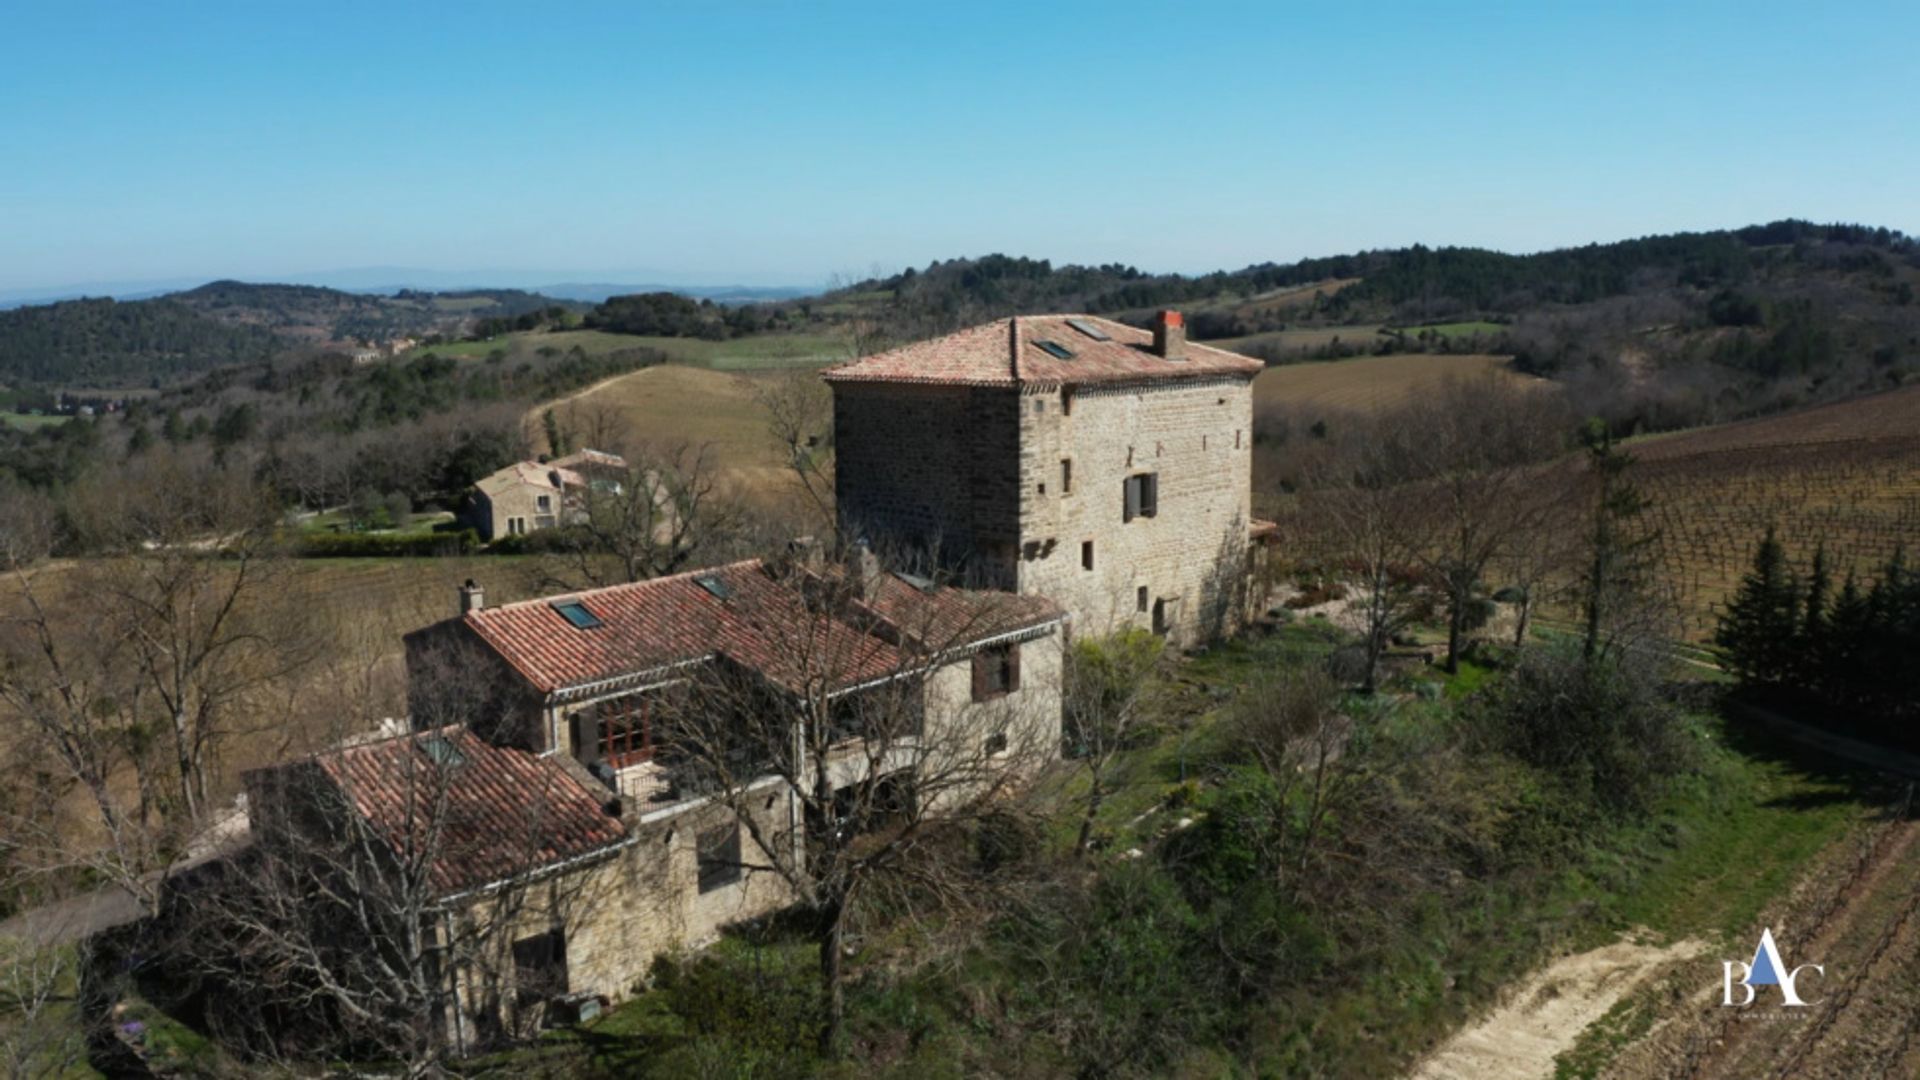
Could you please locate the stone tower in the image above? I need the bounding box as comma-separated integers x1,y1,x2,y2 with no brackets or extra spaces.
824,311,1262,645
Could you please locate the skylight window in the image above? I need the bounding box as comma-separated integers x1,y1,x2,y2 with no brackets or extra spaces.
694,574,732,600
421,736,466,767
1066,318,1110,341
894,570,937,593
553,600,603,629
1034,339,1075,360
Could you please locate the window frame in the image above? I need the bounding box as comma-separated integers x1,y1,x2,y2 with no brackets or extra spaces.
1122,473,1158,522
697,822,743,893
970,643,1022,702
593,692,654,766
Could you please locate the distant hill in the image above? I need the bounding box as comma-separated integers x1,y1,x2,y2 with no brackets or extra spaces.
831,220,1920,429
0,297,284,385
0,282,593,387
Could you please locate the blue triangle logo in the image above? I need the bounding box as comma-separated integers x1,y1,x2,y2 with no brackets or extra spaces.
1749,939,1780,985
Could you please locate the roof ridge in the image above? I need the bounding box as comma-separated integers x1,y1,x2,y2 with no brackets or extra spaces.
470,558,766,617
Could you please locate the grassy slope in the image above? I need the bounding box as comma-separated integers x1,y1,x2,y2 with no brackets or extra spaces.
1252,352,1532,414
1,412,72,431
490,626,1869,1079
415,328,846,370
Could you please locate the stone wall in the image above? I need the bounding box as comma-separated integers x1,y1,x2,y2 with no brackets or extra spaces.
832,382,1022,585
833,375,1255,644
1016,377,1254,646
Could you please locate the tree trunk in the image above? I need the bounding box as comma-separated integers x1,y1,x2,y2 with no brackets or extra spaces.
817,899,845,1058
1445,590,1464,675
1513,593,1532,649
1075,771,1106,857
171,706,199,823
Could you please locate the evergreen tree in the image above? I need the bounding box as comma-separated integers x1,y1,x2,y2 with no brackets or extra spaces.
1797,543,1831,688
1714,526,1801,686
1578,420,1661,663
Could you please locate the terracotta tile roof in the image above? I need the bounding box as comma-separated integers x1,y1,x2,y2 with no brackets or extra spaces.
821,314,1264,389
460,559,1063,698
474,460,584,498
303,726,627,896
549,448,627,472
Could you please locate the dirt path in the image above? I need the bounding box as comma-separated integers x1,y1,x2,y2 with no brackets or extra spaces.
1409,936,1706,1080
1607,809,1920,1080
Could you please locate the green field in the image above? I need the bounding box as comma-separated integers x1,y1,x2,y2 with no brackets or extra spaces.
409,328,847,371
1,411,72,431
1390,320,1506,340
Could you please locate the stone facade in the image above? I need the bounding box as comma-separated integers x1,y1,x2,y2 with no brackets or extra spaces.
832,382,1024,580
1013,377,1253,646
829,315,1258,646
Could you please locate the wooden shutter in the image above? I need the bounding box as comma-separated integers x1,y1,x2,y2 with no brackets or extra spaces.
971,652,989,702
1006,643,1022,693
1142,474,1158,517
1123,476,1139,522
571,711,598,765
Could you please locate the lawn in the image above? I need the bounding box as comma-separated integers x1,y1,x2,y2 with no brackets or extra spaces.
1,411,73,431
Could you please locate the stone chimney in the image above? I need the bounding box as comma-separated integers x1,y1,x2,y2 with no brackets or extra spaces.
1152,310,1187,361
785,535,825,571
458,579,485,616
845,538,882,602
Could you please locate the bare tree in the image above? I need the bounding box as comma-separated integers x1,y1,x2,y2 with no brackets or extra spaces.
656,545,1060,1056
755,369,837,533
60,454,321,825
0,935,90,1079
1220,664,1350,891
170,648,614,1075
1395,378,1571,672
1062,629,1163,857
1291,421,1435,694
547,440,737,589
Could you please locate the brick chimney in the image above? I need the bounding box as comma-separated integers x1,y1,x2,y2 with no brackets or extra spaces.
1152,310,1187,361
458,579,485,616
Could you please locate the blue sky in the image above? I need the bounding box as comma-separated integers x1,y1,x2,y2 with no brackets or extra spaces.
1,1,1914,291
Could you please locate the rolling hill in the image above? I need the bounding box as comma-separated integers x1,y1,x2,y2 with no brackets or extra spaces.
0,282,590,388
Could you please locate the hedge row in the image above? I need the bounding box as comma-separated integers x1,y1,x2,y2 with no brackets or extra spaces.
294,529,481,558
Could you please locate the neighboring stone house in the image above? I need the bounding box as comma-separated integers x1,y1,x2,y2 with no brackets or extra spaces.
825,311,1268,645
246,551,1064,1046
466,449,627,542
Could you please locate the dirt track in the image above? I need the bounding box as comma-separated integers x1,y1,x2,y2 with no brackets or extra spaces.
1611,799,1920,1080
1409,785,1920,1080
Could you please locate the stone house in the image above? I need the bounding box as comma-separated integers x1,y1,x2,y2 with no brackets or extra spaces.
465,449,627,542
247,551,1064,1046
825,311,1270,646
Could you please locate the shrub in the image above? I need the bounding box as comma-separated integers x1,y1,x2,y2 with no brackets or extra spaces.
1471,644,1693,815
294,529,478,558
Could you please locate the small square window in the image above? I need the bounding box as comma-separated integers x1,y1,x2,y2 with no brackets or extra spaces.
1081,541,1094,571
985,731,1008,756
536,494,552,513
1033,399,1045,414
972,644,1021,701
697,823,742,893
1037,482,1047,495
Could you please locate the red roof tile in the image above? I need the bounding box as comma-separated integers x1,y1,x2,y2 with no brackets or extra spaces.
821,314,1264,388
461,560,1062,698
307,726,627,896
